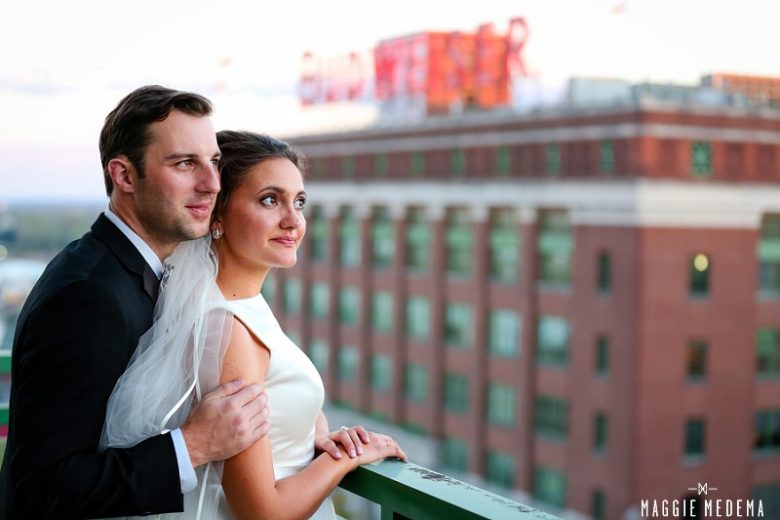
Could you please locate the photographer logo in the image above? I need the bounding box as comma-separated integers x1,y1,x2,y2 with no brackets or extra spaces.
641,483,764,518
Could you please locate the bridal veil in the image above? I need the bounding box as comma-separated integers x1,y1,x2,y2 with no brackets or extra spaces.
100,236,233,519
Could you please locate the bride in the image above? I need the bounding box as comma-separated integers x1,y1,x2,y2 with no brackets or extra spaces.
101,130,406,519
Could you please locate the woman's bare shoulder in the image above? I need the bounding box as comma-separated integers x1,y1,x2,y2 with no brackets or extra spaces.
222,316,270,383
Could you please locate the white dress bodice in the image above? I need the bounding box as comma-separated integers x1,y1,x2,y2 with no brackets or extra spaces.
219,293,335,520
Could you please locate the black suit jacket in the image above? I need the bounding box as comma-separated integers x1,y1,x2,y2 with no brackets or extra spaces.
0,214,182,519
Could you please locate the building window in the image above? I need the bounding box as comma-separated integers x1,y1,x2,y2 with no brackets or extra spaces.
687,339,708,380
406,296,431,340
754,409,780,453
534,466,567,508
309,282,329,319
371,291,393,333
487,383,516,426
758,144,777,176
685,418,706,458
286,331,301,347
283,278,301,314
441,437,469,472
369,410,390,423
444,303,473,348
374,153,389,177
593,412,608,453
261,274,277,305
338,346,359,381
339,207,360,267
451,149,466,176
597,251,612,293
485,450,516,488
537,209,572,287
411,151,426,176
758,215,780,294
546,143,561,176
537,316,570,366
371,207,394,268
757,328,780,376
691,141,713,177
535,395,569,439
595,335,609,376
311,158,327,177
309,206,329,263
496,145,512,176
406,208,430,271
405,363,428,402
600,140,615,175
443,373,469,414
690,253,710,297
339,286,360,326
371,354,392,393
445,208,473,275
489,309,520,358
308,339,329,373
489,208,520,282
341,155,356,177
592,490,607,520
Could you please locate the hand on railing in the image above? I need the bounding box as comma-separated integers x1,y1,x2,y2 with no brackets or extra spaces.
354,431,407,468
315,424,407,466
315,424,371,459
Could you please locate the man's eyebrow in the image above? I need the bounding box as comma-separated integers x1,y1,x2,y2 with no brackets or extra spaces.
163,153,198,161
163,152,221,161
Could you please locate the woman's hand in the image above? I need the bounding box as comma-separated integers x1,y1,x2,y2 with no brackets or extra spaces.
355,432,407,468
315,424,371,460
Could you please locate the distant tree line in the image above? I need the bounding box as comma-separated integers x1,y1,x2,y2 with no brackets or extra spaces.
0,203,102,260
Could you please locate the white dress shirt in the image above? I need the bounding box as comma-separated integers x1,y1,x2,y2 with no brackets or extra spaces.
104,207,198,494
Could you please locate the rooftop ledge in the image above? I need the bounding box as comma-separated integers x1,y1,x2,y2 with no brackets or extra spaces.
338,459,560,520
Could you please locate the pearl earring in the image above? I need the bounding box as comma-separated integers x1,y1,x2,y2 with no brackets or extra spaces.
211,228,223,240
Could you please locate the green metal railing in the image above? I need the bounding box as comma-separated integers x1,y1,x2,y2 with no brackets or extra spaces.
0,350,554,518
338,459,560,520
0,351,9,428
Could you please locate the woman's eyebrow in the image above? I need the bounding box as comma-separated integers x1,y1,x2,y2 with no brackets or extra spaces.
257,186,306,196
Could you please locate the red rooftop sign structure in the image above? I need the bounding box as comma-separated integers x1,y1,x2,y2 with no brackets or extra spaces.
299,17,529,115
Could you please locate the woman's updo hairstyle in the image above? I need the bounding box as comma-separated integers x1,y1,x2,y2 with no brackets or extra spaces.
214,130,307,222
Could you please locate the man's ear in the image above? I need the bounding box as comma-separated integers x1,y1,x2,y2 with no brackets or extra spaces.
107,157,137,194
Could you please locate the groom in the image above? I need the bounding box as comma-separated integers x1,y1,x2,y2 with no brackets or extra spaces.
0,86,270,518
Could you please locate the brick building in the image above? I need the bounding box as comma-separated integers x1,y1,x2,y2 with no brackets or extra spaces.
264,101,780,518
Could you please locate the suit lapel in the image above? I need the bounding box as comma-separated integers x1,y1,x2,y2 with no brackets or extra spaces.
91,213,159,303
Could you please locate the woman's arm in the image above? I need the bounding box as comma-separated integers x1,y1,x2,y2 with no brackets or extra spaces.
220,319,404,520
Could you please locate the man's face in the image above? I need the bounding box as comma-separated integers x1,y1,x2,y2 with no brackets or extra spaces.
133,110,220,249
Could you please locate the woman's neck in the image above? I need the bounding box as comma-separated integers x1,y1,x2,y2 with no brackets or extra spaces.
216,259,269,300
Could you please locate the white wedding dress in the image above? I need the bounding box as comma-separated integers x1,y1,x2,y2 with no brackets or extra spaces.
100,237,335,519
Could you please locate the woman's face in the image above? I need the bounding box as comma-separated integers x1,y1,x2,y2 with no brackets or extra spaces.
218,157,306,272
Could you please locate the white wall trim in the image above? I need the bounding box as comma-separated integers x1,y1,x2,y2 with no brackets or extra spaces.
307,179,780,229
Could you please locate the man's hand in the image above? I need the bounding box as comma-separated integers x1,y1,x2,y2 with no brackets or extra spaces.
180,379,270,467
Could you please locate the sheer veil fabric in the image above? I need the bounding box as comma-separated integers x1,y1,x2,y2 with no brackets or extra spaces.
100,236,234,519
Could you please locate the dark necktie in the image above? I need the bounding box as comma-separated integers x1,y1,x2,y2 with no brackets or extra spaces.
143,264,161,302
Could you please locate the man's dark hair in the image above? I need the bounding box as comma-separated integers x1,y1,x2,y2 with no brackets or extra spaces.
99,85,213,196
214,130,307,222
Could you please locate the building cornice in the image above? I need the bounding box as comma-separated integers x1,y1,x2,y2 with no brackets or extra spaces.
295,122,780,158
